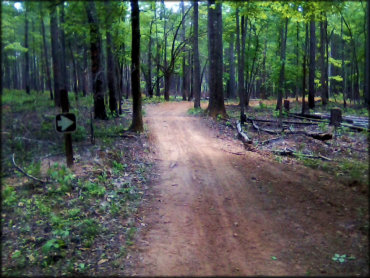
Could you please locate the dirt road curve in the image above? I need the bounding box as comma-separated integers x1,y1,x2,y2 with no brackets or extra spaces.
128,102,368,276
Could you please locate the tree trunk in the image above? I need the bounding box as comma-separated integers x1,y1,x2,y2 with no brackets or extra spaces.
193,13,201,107
236,9,245,118
206,1,226,118
302,23,309,115
86,1,108,119
147,20,153,98
40,5,53,100
261,37,267,99
308,18,316,109
320,12,328,106
24,6,30,94
68,42,78,101
59,2,68,88
105,1,118,115
129,0,143,132
50,3,62,106
365,0,370,107
181,0,187,101
341,16,346,108
228,32,236,99
276,18,288,111
295,22,299,101
155,7,161,97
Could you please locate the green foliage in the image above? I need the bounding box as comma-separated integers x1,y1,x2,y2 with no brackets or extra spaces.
2,185,18,207
83,181,106,197
72,126,87,142
187,107,205,116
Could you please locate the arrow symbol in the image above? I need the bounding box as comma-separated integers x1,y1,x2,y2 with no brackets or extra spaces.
57,115,74,131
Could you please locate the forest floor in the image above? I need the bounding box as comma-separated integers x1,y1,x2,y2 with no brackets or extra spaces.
126,101,368,276
1,91,368,276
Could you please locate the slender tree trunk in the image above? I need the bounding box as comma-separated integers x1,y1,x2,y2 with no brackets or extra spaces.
129,0,143,132
147,21,153,98
59,2,68,88
193,0,201,107
341,16,346,108
40,7,53,99
365,0,370,107
206,1,226,118
308,18,316,109
105,1,118,115
181,0,187,101
261,37,267,99
228,33,236,99
86,1,107,119
276,18,288,111
302,23,309,115
295,22,299,101
50,3,62,106
68,42,78,101
236,9,245,118
24,6,30,94
155,7,161,97
320,12,328,106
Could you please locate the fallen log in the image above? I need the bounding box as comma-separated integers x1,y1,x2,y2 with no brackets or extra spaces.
247,117,318,126
260,137,283,145
250,120,281,134
272,148,332,161
236,121,252,144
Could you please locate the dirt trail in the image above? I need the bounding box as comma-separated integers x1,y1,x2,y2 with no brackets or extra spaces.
128,102,368,276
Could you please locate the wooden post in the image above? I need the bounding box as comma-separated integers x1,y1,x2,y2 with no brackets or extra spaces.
60,89,74,167
284,99,290,112
330,108,342,126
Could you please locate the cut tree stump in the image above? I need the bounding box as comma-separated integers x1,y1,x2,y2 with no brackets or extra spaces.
330,108,342,127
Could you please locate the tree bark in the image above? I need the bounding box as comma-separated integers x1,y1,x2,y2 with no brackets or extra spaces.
236,9,245,119
59,2,68,88
40,4,53,100
193,1,201,108
129,0,143,132
181,0,187,101
320,12,328,106
24,5,30,94
276,18,288,111
341,16,347,108
302,23,309,115
206,1,226,118
228,32,236,99
86,1,108,119
50,3,62,106
308,18,316,109
366,0,370,107
105,1,118,115
147,20,154,98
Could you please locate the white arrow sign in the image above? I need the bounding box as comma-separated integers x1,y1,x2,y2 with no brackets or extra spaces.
57,115,74,131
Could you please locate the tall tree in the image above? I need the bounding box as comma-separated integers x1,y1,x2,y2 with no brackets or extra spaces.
236,9,245,121
181,0,187,101
59,2,68,88
365,0,370,107
276,18,288,111
193,0,201,108
129,0,143,132
308,17,316,109
50,3,62,106
206,0,226,118
86,1,108,119
24,4,30,94
319,12,328,105
105,0,118,115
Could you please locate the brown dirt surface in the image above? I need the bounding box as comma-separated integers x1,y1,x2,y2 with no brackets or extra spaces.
126,102,369,276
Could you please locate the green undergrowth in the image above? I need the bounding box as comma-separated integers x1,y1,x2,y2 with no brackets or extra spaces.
1,88,151,275
187,107,205,116
2,152,151,275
